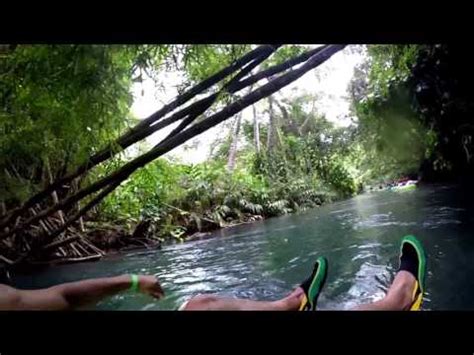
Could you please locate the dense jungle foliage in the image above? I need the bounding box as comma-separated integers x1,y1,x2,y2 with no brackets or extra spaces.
1,44,471,248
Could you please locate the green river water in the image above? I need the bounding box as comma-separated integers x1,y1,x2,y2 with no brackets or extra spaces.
11,184,474,310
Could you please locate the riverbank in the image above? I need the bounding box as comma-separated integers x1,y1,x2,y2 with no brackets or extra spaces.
0,175,352,270
84,185,343,253
85,205,313,254
10,190,344,268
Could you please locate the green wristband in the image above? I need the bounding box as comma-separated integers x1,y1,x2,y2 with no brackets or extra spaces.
130,274,139,292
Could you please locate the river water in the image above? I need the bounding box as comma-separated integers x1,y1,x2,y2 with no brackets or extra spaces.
11,184,474,310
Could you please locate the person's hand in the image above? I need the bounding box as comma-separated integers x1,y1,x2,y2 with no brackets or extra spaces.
137,275,164,299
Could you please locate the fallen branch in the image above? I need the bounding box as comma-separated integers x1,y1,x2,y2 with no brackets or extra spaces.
29,254,102,265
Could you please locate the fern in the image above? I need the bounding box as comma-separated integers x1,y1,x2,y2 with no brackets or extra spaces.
264,199,291,216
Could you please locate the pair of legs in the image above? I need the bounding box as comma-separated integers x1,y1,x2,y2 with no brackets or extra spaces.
181,270,415,311
181,235,426,311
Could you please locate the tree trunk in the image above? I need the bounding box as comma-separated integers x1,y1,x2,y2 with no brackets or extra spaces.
276,101,298,135
267,95,277,152
299,97,317,135
227,114,242,172
252,104,261,154
45,160,65,225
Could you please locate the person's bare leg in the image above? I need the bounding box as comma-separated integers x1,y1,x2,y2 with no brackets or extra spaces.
180,257,327,311
352,271,415,310
180,287,305,311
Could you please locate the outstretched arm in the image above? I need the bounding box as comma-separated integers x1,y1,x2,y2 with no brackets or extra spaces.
0,274,164,310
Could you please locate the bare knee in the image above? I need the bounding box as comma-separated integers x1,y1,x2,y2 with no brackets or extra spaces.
181,294,219,310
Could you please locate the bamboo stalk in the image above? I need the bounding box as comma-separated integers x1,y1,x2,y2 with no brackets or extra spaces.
72,179,85,233
22,236,31,251
9,164,21,179
34,205,67,241
47,161,66,226
44,219,59,234
42,236,81,252
81,238,105,255
52,193,65,223
75,242,91,256
69,242,82,257
59,254,102,263
38,221,51,234
50,217,64,226
67,226,78,234
78,217,85,233
1,239,11,248
0,254,14,265
14,216,21,229
30,207,51,235
44,160,65,224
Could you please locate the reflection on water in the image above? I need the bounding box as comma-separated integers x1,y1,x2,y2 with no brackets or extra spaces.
11,184,474,310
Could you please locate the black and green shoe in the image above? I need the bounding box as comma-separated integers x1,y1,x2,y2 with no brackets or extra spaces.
398,235,427,311
299,256,328,311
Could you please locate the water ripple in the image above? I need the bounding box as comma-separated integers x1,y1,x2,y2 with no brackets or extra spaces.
11,184,474,310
